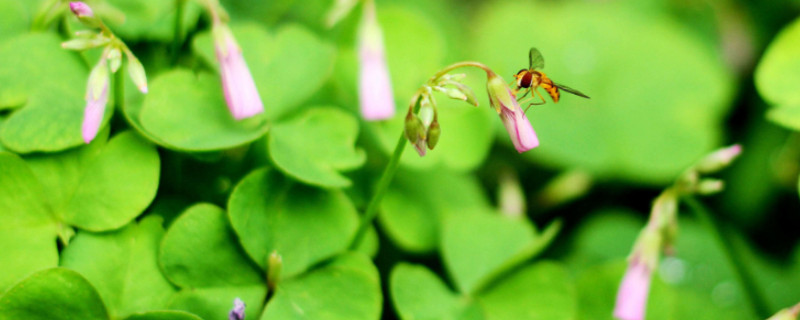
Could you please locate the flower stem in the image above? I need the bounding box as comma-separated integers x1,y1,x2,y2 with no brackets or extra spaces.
683,196,770,318
349,132,408,250
114,64,125,111
171,0,185,65
431,61,491,81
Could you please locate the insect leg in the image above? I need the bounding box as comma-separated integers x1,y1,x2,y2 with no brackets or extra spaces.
523,89,547,113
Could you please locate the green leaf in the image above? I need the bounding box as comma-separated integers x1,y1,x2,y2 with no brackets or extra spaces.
138,70,269,151
440,210,540,294
765,104,800,131
473,2,733,184
25,131,160,231
268,107,365,187
756,17,800,129
0,152,58,293
123,310,203,320
160,203,263,288
563,210,643,271
477,262,576,320
192,23,336,120
160,203,266,320
168,286,265,320
0,268,109,320
0,33,90,153
390,263,466,320
261,253,382,320
378,168,491,253
60,216,176,318
0,0,28,42
228,168,359,278
101,0,202,42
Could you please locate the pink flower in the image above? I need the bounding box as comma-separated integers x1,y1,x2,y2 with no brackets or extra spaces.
614,259,653,320
357,0,395,120
69,2,93,18
486,73,539,152
212,23,264,120
81,58,110,143
228,297,245,320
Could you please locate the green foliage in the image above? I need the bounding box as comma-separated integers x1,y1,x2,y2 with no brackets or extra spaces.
1,0,798,319
60,216,175,318
0,268,109,320
756,17,800,131
268,107,366,187
228,168,359,278
0,33,89,153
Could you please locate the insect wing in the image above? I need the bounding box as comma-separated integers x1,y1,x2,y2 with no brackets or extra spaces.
529,48,545,70
555,83,590,99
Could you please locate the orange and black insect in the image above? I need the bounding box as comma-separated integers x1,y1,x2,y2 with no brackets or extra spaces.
513,48,589,110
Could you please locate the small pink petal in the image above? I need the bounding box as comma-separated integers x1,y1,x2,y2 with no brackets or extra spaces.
357,2,394,121
214,25,264,120
613,261,652,320
69,2,93,18
499,99,539,153
81,82,108,143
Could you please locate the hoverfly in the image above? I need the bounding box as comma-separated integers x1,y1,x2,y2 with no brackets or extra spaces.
513,48,589,111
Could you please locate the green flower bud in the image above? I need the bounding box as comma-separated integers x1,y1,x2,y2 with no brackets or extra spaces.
267,250,283,290
61,36,110,50
404,111,423,143
126,53,148,93
695,178,724,195
427,120,441,150
107,47,122,73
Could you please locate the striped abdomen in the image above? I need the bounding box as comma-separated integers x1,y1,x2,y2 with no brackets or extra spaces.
539,75,560,103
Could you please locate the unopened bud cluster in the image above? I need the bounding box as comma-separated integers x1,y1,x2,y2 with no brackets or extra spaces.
403,73,478,156
614,144,742,320
62,2,148,143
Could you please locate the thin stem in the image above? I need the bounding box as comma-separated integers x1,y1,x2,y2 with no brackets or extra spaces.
431,61,491,81
171,0,185,65
114,64,125,112
683,196,770,318
349,132,408,250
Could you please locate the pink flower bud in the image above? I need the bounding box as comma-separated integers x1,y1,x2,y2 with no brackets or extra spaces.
357,1,395,121
486,72,539,152
69,2,94,18
614,258,652,320
695,144,742,174
212,23,264,120
81,59,110,143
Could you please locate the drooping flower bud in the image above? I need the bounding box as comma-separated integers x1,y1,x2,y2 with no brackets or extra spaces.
212,22,264,120
694,144,742,174
426,119,441,150
81,58,110,143
614,257,653,320
228,297,246,320
107,47,122,73
126,52,148,93
357,0,395,121
404,111,424,145
486,71,539,153
409,97,435,156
